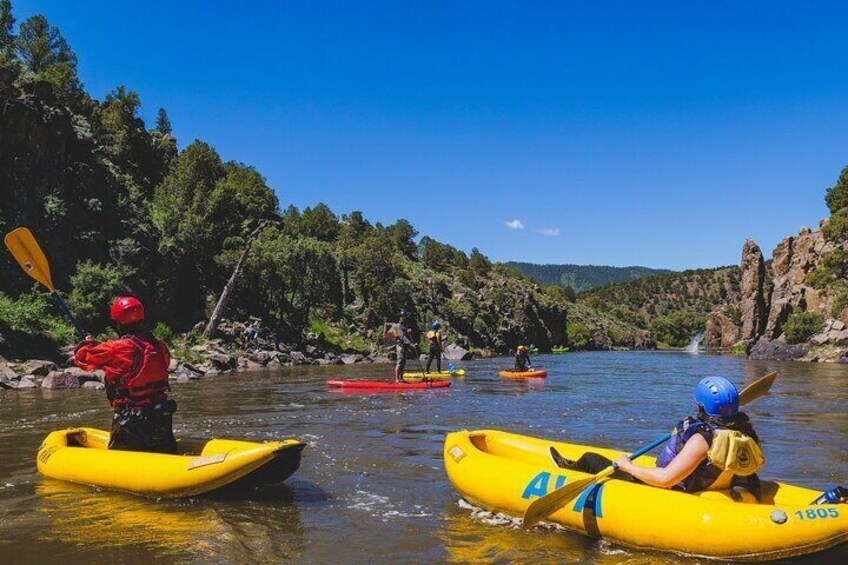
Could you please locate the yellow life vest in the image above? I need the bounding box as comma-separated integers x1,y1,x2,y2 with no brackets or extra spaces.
426,330,437,341
706,429,765,476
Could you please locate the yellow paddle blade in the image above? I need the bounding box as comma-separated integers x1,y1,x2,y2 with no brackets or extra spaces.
739,371,777,406
4,227,55,292
522,467,613,530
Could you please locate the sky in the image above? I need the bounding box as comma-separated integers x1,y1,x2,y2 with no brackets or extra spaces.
12,1,848,270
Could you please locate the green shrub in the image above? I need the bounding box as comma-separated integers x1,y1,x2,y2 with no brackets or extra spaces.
650,311,705,347
782,311,825,344
566,322,591,350
832,290,848,318
68,261,132,331
722,304,742,326
0,290,75,344
152,322,176,342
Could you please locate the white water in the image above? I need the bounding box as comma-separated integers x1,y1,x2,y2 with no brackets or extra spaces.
684,332,704,353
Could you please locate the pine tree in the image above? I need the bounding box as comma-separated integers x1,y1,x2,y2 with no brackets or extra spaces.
155,107,172,136
15,14,76,73
0,0,15,61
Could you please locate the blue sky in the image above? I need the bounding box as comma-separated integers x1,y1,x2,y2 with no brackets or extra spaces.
12,1,848,269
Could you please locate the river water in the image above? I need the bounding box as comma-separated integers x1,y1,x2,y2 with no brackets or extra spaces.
0,351,846,564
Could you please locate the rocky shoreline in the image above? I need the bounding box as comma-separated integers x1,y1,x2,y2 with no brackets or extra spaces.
0,336,475,392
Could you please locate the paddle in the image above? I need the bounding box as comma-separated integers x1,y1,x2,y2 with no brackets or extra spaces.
521,371,778,530
4,227,86,340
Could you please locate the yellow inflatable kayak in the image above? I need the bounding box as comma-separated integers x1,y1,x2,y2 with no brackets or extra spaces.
444,429,848,561
37,428,305,498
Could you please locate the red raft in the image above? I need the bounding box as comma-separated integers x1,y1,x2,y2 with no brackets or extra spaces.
326,379,452,391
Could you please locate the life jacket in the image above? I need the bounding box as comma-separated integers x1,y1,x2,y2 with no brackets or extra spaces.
426,330,440,344
656,417,765,492
390,323,414,348
114,334,170,408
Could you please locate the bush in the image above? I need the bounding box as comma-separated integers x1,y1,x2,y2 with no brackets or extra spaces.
825,165,848,214
68,261,132,331
566,322,591,350
782,311,825,344
152,322,176,342
650,311,705,347
0,290,76,344
832,290,848,319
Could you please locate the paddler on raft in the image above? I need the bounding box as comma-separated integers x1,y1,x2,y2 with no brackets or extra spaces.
425,321,445,374
550,376,764,497
384,309,418,383
73,296,178,454
514,345,533,371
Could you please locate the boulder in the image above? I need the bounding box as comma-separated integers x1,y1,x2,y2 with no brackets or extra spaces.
248,350,274,366
266,357,283,369
23,360,57,376
339,353,362,365
82,380,105,390
208,353,236,371
66,366,103,383
290,351,309,366
748,339,809,361
15,376,38,389
833,320,846,332
740,239,767,340
369,354,393,364
168,358,179,372
236,356,264,371
41,371,81,389
444,344,473,361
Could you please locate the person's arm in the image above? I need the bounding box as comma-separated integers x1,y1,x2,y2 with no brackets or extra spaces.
615,433,709,489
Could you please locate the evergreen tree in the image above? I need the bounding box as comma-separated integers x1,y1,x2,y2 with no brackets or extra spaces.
155,107,172,135
15,14,75,73
0,0,15,61
825,165,848,214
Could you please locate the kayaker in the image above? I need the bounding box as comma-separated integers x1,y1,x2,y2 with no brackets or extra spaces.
73,296,178,454
550,376,764,495
514,345,533,371
384,310,417,383
425,321,444,373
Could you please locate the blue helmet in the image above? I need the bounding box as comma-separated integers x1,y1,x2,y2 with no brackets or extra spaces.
694,376,739,419
431,321,441,330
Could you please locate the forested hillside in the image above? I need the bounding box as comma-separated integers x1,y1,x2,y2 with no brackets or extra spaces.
505,262,669,291
577,267,741,347
0,1,661,359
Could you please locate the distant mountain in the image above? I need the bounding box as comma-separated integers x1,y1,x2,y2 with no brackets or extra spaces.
504,262,672,292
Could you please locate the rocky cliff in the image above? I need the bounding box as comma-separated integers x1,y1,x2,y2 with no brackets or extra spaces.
706,219,848,363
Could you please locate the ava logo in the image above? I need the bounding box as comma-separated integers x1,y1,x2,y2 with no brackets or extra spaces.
521,471,567,500
738,449,750,467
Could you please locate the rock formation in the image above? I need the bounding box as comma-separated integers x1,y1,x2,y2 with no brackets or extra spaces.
739,239,766,341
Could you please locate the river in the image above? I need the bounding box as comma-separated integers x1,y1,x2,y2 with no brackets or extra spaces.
1,351,846,564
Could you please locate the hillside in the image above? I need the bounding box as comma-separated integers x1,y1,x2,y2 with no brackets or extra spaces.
577,267,741,347
505,262,670,291
0,3,655,360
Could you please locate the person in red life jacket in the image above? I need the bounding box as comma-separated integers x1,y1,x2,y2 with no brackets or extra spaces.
74,296,178,454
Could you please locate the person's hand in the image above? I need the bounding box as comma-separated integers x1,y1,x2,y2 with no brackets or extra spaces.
614,454,632,471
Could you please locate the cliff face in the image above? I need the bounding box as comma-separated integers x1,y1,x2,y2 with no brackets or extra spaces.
706,221,848,362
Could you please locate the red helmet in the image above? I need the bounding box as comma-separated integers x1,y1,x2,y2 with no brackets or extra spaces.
110,296,145,325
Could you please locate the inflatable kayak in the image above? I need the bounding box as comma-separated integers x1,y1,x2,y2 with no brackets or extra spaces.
498,369,547,379
327,379,451,391
552,347,570,354
444,429,848,561
403,369,465,379
37,427,305,498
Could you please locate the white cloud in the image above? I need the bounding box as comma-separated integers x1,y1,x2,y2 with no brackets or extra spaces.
505,219,525,230
534,227,560,237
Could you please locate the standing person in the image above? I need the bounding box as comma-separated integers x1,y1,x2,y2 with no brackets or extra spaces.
515,345,533,371
425,321,444,373
384,309,417,383
550,377,764,495
73,297,178,454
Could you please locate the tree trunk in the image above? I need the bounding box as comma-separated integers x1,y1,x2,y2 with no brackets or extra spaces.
203,221,269,339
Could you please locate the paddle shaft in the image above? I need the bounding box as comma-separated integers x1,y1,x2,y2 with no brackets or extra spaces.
52,291,86,340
